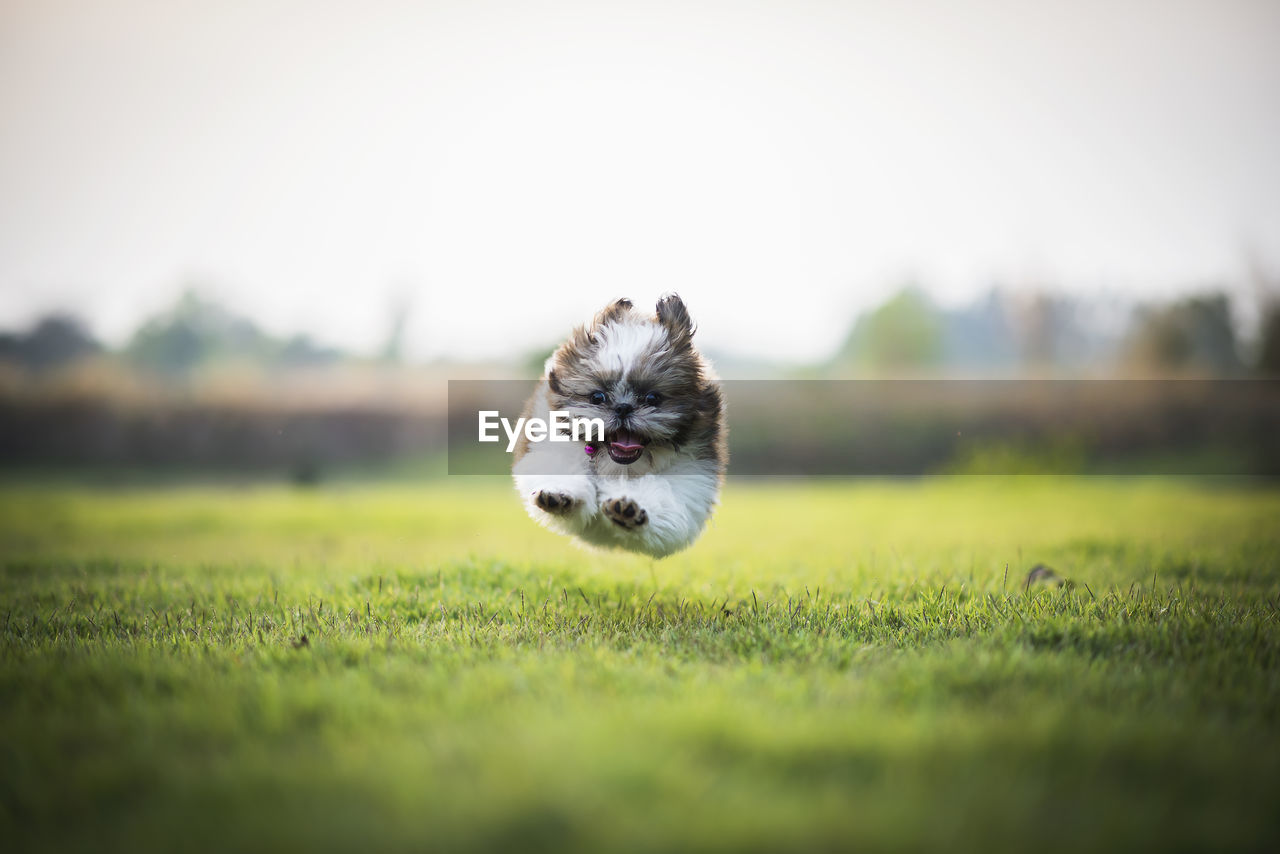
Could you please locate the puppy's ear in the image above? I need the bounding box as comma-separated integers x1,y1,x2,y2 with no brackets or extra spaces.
592,298,633,328
558,301,630,372
656,293,695,348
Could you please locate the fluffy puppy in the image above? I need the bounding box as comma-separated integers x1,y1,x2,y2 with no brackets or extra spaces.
512,295,726,557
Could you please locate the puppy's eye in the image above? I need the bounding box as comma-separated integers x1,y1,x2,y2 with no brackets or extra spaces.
644,392,662,406
590,391,608,406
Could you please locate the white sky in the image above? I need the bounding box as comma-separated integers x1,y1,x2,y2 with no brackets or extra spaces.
1,0,1278,362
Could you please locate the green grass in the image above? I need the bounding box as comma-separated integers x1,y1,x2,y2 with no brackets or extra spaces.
2,477,1278,852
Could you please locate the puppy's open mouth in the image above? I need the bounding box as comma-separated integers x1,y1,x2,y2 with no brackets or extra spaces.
606,429,647,465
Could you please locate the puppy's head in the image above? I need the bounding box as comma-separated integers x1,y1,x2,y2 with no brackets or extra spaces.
547,294,713,466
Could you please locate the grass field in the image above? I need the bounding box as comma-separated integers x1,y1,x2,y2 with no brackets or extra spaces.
2,477,1278,852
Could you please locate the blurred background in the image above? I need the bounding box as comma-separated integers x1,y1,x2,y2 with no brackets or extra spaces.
2,0,1279,480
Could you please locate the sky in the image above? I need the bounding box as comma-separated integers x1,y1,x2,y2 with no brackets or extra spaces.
1,0,1278,362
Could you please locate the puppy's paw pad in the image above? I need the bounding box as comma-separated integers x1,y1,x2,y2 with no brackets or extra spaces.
534,491,578,514
603,497,648,529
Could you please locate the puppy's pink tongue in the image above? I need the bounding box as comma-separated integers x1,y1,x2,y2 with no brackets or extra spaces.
610,429,644,451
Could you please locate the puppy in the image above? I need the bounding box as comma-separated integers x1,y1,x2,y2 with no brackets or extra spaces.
512,295,726,557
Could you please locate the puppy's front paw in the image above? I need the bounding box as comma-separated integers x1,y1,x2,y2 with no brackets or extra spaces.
534,491,579,515
603,497,648,530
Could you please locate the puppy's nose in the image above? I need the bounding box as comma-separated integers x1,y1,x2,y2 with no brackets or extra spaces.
614,403,634,417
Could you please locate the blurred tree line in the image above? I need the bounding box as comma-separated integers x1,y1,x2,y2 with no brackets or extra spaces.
1,290,349,379
2,285,1277,477
0,314,101,372
830,286,1276,375
126,291,345,376
0,291,434,479
2,284,1279,379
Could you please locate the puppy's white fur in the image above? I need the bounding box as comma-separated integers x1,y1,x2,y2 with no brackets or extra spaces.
594,322,664,374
